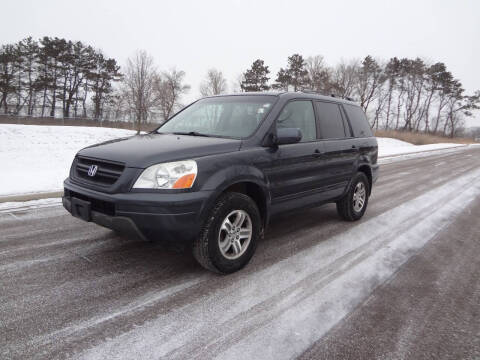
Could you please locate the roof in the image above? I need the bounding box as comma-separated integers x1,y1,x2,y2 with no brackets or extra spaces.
204,91,358,105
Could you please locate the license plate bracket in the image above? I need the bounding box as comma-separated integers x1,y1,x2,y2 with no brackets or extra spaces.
71,197,92,222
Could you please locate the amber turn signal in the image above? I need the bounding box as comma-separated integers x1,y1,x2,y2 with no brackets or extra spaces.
172,173,196,189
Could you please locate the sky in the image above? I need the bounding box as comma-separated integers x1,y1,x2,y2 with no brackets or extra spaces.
1,0,479,126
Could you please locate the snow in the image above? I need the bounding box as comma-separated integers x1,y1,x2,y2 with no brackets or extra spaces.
0,124,468,198
0,125,135,197
0,197,61,213
377,137,464,157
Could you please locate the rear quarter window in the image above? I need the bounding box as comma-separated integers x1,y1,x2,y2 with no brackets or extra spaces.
343,104,373,138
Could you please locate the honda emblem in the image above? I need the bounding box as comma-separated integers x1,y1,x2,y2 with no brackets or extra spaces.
88,165,98,177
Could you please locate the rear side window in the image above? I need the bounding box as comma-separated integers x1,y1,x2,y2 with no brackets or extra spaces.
277,101,316,142
343,104,373,137
315,101,346,139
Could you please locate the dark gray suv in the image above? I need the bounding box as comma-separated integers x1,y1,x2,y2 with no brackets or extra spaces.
63,92,379,273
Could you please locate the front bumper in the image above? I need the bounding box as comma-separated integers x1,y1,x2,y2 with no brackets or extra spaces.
63,178,215,243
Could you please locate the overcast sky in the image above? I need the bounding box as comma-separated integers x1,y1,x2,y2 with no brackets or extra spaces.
2,0,479,126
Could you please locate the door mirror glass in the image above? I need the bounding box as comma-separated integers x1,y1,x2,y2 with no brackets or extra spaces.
275,127,302,145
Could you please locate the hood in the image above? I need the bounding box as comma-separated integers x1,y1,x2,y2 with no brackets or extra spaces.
77,133,241,168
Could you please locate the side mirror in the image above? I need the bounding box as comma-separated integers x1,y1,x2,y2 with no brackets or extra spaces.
275,127,302,145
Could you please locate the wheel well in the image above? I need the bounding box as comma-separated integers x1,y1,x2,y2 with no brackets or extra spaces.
224,182,268,226
358,165,372,194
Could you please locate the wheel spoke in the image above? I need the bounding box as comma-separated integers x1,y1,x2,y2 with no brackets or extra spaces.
220,240,231,253
232,239,242,254
233,211,245,227
239,229,251,239
221,219,233,232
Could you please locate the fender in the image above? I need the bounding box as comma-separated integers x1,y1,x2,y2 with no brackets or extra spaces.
343,162,373,197
197,163,272,227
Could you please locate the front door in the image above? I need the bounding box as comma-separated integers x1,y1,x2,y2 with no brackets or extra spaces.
263,100,327,214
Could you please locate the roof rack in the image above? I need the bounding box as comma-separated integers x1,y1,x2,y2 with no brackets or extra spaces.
297,89,317,94
297,89,356,102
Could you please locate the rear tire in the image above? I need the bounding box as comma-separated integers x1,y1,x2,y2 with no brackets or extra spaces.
192,192,261,274
336,172,370,221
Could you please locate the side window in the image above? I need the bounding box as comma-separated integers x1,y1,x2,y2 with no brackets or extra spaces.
343,104,373,137
315,101,346,139
277,101,316,142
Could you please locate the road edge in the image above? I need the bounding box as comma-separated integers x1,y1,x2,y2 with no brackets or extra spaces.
0,191,63,203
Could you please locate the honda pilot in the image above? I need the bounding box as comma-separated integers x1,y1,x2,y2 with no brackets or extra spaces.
63,92,379,273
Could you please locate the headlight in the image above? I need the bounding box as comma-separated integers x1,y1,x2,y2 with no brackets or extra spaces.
132,160,197,189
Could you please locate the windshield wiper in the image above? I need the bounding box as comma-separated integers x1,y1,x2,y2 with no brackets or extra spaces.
172,131,211,137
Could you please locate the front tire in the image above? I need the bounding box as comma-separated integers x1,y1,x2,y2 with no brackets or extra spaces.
193,192,261,274
336,172,370,221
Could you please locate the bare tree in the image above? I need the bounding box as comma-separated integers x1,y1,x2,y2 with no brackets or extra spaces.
122,50,157,133
305,55,332,94
231,73,245,93
154,68,190,121
199,68,227,97
330,59,359,98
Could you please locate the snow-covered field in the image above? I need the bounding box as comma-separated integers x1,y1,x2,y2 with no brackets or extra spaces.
0,124,466,198
0,125,135,197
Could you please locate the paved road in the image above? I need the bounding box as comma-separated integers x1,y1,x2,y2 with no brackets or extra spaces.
1,147,479,360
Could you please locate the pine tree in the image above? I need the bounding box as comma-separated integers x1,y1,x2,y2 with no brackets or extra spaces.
0,44,17,113
274,54,308,91
272,68,290,91
89,54,121,120
241,59,270,92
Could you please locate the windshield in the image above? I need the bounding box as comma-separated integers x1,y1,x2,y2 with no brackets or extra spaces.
157,95,276,138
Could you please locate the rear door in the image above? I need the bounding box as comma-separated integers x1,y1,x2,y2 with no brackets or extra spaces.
342,103,377,162
314,101,358,198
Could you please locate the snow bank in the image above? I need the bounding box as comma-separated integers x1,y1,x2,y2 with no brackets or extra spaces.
0,198,62,213
0,125,135,197
377,137,463,157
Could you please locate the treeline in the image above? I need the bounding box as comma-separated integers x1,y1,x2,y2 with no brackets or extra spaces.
1,36,479,137
239,55,480,137
0,38,191,128
0,37,121,119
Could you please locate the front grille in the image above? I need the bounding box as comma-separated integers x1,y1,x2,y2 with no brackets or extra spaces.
66,189,115,216
75,156,125,186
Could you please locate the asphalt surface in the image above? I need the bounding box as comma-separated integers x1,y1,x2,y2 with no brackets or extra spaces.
299,193,480,360
1,146,479,360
